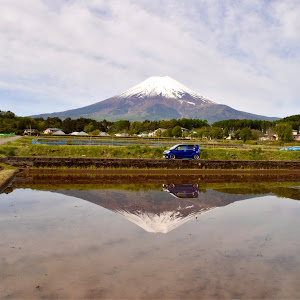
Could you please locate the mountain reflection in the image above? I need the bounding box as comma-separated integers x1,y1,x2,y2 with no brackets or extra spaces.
10,172,300,233
55,187,260,234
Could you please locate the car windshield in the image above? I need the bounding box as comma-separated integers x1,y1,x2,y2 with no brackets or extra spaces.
169,144,180,150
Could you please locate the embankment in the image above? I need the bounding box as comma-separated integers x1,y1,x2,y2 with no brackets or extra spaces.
0,167,18,193
1,156,300,169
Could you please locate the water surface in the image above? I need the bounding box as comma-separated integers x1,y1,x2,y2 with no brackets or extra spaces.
0,179,300,299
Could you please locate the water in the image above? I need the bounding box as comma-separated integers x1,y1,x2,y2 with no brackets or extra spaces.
1,179,300,299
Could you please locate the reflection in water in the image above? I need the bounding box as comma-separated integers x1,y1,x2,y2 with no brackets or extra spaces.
163,183,199,198
1,176,300,299
56,186,261,234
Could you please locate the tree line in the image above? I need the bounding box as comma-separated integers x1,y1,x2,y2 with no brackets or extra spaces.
1,110,299,142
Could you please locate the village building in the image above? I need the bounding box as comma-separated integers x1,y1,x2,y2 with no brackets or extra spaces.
44,128,61,134
24,129,36,135
148,128,167,137
137,133,149,137
181,127,189,134
293,130,300,141
53,130,65,135
115,133,129,137
71,131,88,136
99,132,110,136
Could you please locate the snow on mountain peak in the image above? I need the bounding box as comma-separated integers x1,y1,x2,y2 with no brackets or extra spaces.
116,207,215,234
119,76,217,104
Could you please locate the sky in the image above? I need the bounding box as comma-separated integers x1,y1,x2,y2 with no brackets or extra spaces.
0,0,300,118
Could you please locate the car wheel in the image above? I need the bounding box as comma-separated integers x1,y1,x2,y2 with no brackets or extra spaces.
169,183,175,189
193,183,199,189
169,154,176,159
193,154,199,160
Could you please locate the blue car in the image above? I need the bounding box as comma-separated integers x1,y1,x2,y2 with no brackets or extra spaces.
163,144,200,160
163,183,199,198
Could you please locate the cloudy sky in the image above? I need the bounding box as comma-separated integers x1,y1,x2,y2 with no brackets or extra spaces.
1,0,300,118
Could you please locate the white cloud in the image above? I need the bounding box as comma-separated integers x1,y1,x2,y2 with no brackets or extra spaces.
0,0,299,117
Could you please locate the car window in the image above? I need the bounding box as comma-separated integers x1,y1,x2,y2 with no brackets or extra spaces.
187,145,194,150
177,145,187,150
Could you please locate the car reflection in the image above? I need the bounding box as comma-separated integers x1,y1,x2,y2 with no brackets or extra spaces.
163,183,199,198
10,174,279,234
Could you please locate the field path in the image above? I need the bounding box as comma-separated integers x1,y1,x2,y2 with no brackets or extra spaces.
0,136,22,145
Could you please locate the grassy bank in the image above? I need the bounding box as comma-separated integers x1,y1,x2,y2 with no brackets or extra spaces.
0,164,17,191
0,136,299,161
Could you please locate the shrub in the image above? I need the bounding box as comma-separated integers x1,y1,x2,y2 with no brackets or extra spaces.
200,149,208,159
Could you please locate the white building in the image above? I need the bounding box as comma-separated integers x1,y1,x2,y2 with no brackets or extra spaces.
53,130,65,135
71,131,88,136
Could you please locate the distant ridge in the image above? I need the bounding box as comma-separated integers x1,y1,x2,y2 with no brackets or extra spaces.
31,76,279,123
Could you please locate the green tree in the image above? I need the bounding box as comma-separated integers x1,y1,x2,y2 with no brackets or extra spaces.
172,126,182,137
90,129,100,136
84,122,95,133
115,120,130,132
224,127,229,138
239,127,252,142
210,127,223,139
155,129,162,137
129,121,143,135
162,128,173,137
274,123,293,142
251,129,263,140
62,118,76,134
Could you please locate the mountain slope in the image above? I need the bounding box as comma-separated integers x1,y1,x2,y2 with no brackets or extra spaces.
55,188,259,234
32,76,279,122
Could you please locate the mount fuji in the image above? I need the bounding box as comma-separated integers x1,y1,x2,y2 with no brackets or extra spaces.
53,188,260,234
32,76,278,123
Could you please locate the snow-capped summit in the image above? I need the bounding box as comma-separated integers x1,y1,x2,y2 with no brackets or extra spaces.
116,207,214,234
119,76,216,105
32,76,279,122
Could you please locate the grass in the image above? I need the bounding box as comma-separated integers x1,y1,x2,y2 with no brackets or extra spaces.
0,136,299,161
0,163,17,189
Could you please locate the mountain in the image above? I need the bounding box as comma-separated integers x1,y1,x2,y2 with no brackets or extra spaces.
55,188,260,234
32,76,279,123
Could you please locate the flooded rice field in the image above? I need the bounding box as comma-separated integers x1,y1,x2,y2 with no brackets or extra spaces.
1,172,300,299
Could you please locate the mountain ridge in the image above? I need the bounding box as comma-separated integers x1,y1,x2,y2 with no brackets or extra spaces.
31,76,279,123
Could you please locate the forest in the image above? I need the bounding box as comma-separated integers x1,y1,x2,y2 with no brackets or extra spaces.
1,110,299,142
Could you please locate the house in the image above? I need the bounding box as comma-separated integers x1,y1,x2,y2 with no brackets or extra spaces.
292,130,300,141
259,129,277,141
148,128,167,137
99,132,110,136
71,131,88,136
24,129,36,135
137,133,149,137
260,134,277,141
294,134,300,141
44,128,61,134
226,134,232,140
181,127,189,133
115,133,129,137
53,130,65,135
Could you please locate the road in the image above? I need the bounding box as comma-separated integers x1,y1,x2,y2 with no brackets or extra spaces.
0,136,22,146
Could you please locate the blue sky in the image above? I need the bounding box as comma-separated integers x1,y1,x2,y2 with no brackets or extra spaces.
0,0,300,118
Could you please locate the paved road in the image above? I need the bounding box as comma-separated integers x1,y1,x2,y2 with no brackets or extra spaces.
0,136,22,146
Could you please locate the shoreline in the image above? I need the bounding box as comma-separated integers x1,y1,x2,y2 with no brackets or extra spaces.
1,156,300,170
25,168,300,175
0,168,18,193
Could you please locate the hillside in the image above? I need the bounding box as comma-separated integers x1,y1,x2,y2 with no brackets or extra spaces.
32,76,279,123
